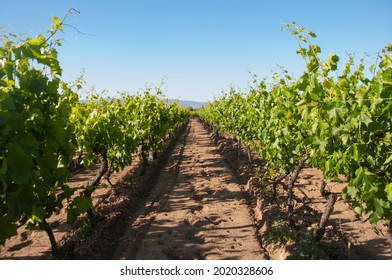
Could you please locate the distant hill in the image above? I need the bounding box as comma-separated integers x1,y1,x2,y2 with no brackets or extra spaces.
79,98,207,109
168,99,206,109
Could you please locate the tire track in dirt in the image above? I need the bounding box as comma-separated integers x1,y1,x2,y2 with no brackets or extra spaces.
114,119,266,260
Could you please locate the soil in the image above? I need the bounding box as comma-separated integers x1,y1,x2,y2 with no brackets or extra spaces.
113,119,265,260
0,118,390,259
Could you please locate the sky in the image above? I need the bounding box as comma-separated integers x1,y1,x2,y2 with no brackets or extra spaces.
1,0,391,102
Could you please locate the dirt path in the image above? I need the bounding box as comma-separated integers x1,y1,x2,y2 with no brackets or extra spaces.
114,119,266,260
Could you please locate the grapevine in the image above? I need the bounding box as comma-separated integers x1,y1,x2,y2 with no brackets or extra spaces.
198,23,392,243
0,13,189,253
0,11,79,253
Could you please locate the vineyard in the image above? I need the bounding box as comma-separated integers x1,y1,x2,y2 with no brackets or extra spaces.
1,16,391,259
0,15,189,257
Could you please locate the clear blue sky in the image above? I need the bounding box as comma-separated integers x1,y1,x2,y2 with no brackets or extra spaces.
1,0,391,102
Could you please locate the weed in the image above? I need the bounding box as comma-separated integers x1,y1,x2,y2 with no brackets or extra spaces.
123,174,133,182
288,230,328,259
266,219,293,246
81,218,92,239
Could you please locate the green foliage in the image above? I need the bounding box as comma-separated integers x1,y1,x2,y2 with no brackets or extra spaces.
266,219,293,246
197,23,392,229
0,16,78,244
81,218,93,239
288,231,328,260
0,12,190,246
70,88,189,175
67,196,92,224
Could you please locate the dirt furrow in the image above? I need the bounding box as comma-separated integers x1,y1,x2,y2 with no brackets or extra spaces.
114,119,265,260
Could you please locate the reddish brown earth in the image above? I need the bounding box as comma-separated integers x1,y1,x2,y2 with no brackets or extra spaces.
0,118,390,259
113,119,265,260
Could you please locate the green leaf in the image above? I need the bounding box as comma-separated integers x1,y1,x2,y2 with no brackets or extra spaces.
341,134,350,145
369,212,379,226
27,34,46,46
57,184,75,203
31,206,46,223
327,106,338,119
354,206,363,215
298,35,307,42
385,154,392,165
7,186,35,217
373,198,384,217
306,30,317,38
359,114,372,126
51,16,63,31
312,137,326,152
351,145,361,163
328,53,339,70
296,47,307,57
0,215,17,245
7,144,34,185
0,93,16,111
67,196,92,224
344,185,358,199
386,183,392,203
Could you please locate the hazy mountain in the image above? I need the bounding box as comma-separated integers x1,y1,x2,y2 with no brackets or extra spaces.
168,99,206,109
79,98,207,109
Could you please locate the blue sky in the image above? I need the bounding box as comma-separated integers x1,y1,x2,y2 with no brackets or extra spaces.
1,0,391,101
